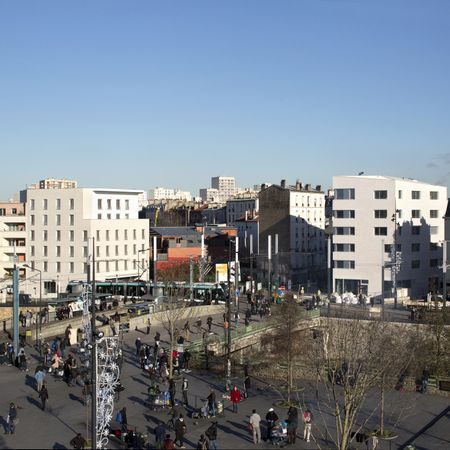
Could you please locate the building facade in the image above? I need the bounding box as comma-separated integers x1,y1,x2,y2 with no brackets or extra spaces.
259,180,326,289
20,187,149,297
332,175,447,298
149,187,192,201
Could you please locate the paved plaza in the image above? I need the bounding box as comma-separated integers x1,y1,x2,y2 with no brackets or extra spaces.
0,305,449,449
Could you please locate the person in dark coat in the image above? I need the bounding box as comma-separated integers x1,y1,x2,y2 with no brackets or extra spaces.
154,421,167,449
39,382,49,410
287,406,298,444
205,421,218,450
70,432,87,449
266,407,279,442
174,414,187,448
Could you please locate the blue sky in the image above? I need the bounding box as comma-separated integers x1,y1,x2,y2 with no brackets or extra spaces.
1,0,450,198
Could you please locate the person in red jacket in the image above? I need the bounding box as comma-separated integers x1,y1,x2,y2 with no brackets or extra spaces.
230,385,242,413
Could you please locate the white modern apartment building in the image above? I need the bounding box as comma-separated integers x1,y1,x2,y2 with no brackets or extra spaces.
200,176,237,203
332,175,447,298
259,180,326,287
149,187,192,201
20,187,149,298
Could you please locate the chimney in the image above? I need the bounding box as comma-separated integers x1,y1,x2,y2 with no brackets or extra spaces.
261,183,266,190
280,179,286,188
295,179,302,190
305,184,311,191
316,185,322,192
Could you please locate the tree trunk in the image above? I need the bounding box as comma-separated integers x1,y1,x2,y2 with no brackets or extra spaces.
380,374,385,435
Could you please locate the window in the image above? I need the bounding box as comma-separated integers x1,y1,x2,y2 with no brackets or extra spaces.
56,214,61,226
333,243,355,252
106,261,110,272
56,230,61,241
411,260,420,269
30,215,35,226
397,209,403,219
43,261,48,272
83,247,88,258
333,260,355,269
96,262,100,273
56,199,61,210
70,230,74,241
116,214,120,219
115,230,119,240
398,190,402,199
83,263,87,273
411,210,421,219
374,227,387,236
334,210,355,219
430,210,439,219
106,230,110,241
133,244,137,255
43,230,48,241
430,242,438,251
98,199,102,209
430,226,439,235
43,246,48,257
31,246,35,257
335,227,355,235
31,230,35,241
107,199,111,209
107,214,111,219
83,230,88,242
430,191,439,200
374,210,387,219
115,245,119,256
43,215,48,226
430,259,439,268
384,244,391,253
70,262,74,273
70,215,74,226
70,246,74,258
115,261,119,271
56,246,61,257
412,226,421,235
124,229,128,240
30,199,35,210
96,246,100,257
125,200,130,210
411,243,420,252
106,246,110,257
43,199,48,210
124,245,128,255
125,214,129,219
69,198,74,209
97,214,102,219
56,262,61,273
96,230,100,241
133,229,137,239
374,190,388,199
335,188,355,200
412,191,420,200
124,260,128,270
116,199,120,209
142,229,145,239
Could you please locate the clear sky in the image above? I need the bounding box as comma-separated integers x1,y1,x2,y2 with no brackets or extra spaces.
1,0,450,199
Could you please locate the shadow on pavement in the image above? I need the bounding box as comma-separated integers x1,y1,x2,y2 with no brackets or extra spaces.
218,421,253,443
26,395,41,409
52,442,68,449
128,395,148,408
68,393,84,405
25,374,36,390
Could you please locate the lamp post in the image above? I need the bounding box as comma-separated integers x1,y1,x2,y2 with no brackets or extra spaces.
391,209,401,309
138,248,151,296
24,264,42,352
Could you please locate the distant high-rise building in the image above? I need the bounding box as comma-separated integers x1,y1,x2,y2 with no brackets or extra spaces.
28,178,78,190
200,176,238,203
149,187,192,201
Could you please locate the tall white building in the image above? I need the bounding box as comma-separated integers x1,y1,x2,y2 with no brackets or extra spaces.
20,187,149,297
259,180,326,287
200,176,237,203
332,175,447,298
149,187,192,201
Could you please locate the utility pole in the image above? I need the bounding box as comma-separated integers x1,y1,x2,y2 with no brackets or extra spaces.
381,239,385,320
12,259,19,357
442,241,447,311
189,256,194,303
268,235,272,300
199,223,206,282
226,237,232,391
153,235,158,296
274,234,279,290
90,238,97,450
249,234,254,304
327,234,332,299
234,236,239,310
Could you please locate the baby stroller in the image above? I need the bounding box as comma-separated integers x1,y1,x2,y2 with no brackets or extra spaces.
190,400,210,420
270,420,288,446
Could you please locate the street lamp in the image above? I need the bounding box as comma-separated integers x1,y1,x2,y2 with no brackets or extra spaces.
23,264,42,353
391,210,401,309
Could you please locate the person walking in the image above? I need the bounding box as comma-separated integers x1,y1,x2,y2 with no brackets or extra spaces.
39,382,49,411
196,434,209,450
146,318,151,335
230,385,241,413
135,338,142,357
206,316,213,333
205,421,218,450
5,402,18,434
303,409,312,442
207,389,216,417
182,376,189,407
35,368,46,392
287,406,298,445
154,421,167,449
249,409,262,444
266,407,279,442
70,432,87,449
174,414,187,448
